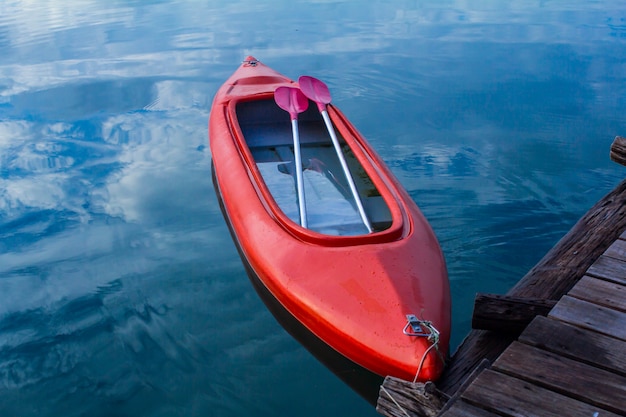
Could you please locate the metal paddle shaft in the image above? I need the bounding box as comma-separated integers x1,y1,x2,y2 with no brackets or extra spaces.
298,76,373,233
289,118,307,227
274,86,309,228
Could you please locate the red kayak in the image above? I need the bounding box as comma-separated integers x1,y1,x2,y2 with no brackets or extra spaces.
209,57,450,384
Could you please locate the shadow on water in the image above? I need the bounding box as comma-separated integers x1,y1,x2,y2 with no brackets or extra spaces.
211,162,384,406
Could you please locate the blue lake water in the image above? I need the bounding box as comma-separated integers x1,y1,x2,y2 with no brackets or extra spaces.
1,1,625,415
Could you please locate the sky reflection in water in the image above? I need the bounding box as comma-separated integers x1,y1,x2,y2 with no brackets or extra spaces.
1,1,625,416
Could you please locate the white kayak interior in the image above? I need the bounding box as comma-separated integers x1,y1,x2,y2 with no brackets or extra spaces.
237,99,393,236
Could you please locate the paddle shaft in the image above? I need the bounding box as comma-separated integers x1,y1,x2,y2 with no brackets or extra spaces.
320,109,373,233
291,118,308,227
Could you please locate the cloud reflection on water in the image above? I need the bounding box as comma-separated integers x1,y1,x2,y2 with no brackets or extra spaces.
1,0,626,416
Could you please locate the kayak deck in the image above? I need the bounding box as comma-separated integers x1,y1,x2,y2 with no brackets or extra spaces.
237,99,393,235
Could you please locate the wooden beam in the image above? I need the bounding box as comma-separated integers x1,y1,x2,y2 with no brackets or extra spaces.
471,293,557,334
376,377,448,417
610,136,626,166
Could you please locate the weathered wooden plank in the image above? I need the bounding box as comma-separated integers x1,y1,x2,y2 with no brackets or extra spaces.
438,400,499,417
438,178,626,395
519,316,626,377
549,295,626,341
472,294,557,334
610,136,626,167
604,237,626,262
461,369,620,417
569,275,626,312
493,342,626,414
377,377,448,417
587,255,626,285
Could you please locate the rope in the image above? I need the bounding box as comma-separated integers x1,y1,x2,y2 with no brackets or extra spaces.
413,341,439,383
380,385,412,417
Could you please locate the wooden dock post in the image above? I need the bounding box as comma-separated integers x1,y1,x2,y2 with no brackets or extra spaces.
610,135,626,166
376,378,448,417
471,294,557,334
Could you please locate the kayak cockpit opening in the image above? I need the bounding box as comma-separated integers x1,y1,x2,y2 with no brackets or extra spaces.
235,98,394,236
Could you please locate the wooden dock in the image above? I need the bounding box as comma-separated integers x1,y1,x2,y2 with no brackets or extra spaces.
377,136,626,417
438,236,626,417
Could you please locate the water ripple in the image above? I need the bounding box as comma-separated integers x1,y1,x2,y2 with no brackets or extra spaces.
0,1,625,416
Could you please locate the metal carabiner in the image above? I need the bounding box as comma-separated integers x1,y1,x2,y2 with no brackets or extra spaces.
403,314,440,343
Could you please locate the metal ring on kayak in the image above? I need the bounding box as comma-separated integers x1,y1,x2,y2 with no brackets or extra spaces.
403,314,440,342
243,57,258,67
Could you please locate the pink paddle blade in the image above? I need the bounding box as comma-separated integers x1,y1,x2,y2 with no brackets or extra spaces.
274,86,309,120
298,76,332,112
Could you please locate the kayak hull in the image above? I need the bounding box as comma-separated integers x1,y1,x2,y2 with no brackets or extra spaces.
209,57,451,384
213,162,383,403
